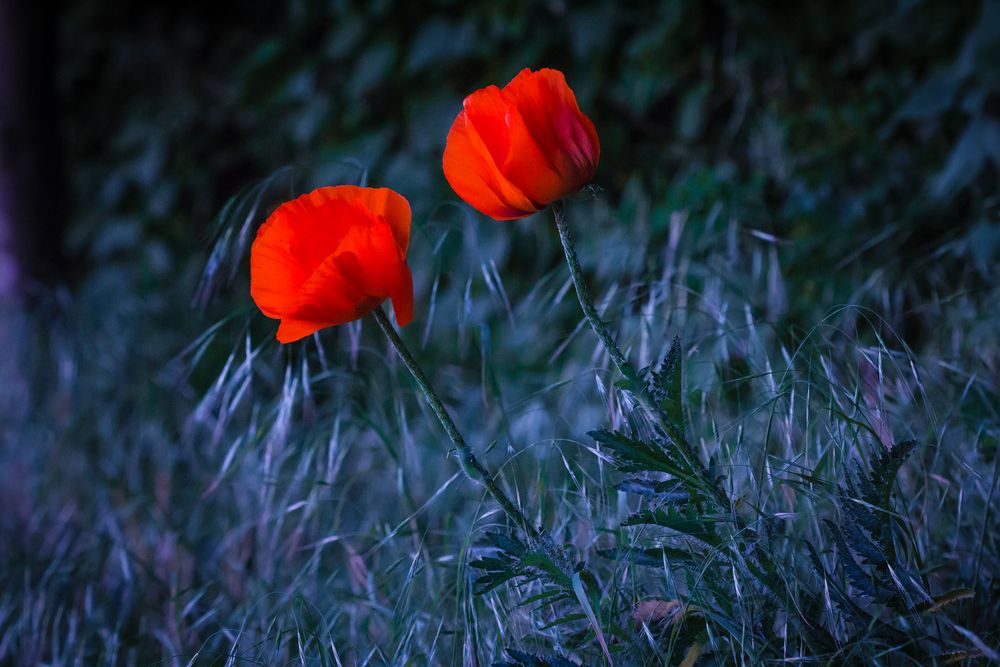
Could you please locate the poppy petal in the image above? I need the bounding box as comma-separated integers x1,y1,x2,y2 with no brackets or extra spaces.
501,104,570,205
443,68,600,220
250,222,308,319
503,68,600,187
464,72,578,204
443,110,541,220
290,252,374,325
276,317,334,344
305,185,412,253
249,185,417,342
250,197,367,318
389,265,414,327
334,220,410,297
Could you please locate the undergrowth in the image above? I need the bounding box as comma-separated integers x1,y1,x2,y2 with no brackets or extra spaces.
2,176,997,664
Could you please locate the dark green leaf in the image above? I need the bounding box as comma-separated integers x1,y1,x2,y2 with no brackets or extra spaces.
597,546,698,566
621,508,722,546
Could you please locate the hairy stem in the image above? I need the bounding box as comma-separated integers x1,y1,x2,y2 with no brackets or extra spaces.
552,201,729,509
372,306,538,538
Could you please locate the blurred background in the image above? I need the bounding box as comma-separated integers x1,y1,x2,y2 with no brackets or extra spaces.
1,0,998,664
3,0,998,308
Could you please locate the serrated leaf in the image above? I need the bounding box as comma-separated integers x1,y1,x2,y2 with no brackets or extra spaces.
649,336,685,435
839,490,884,539
842,516,888,565
864,439,918,511
598,546,698,566
486,531,527,556
828,520,876,598
472,570,521,595
470,556,511,571
590,429,688,478
520,551,574,590
622,508,722,546
806,542,875,631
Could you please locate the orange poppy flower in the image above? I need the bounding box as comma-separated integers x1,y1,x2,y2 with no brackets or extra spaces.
443,67,600,220
250,185,414,343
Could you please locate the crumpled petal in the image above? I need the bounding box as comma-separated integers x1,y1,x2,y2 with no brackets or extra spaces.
250,198,359,319
250,185,415,343
443,68,600,220
503,68,600,188
443,106,540,220
301,185,412,253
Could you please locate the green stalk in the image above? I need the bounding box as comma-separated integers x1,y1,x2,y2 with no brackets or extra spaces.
371,306,538,539
552,201,729,510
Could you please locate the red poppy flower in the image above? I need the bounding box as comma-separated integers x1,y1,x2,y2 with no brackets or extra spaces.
443,67,600,220
250,185,414,343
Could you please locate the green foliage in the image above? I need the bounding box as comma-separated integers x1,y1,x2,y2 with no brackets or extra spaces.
471,532,577,596
863,439,920,515
473,331,977,663
813,439,926,616
620,508,723,548
589,429,690,479
646,336,685,435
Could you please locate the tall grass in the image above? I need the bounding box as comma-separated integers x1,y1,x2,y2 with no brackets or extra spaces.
1,179,997,665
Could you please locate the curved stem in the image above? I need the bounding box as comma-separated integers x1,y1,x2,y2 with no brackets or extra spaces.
371,306,538,538
552,201,730,509
552,201,636,384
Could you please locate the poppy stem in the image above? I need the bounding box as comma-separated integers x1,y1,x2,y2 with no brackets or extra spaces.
371,306,539,539
552,201,730,509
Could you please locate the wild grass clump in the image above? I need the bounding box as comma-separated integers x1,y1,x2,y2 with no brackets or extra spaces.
2,168,997,665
